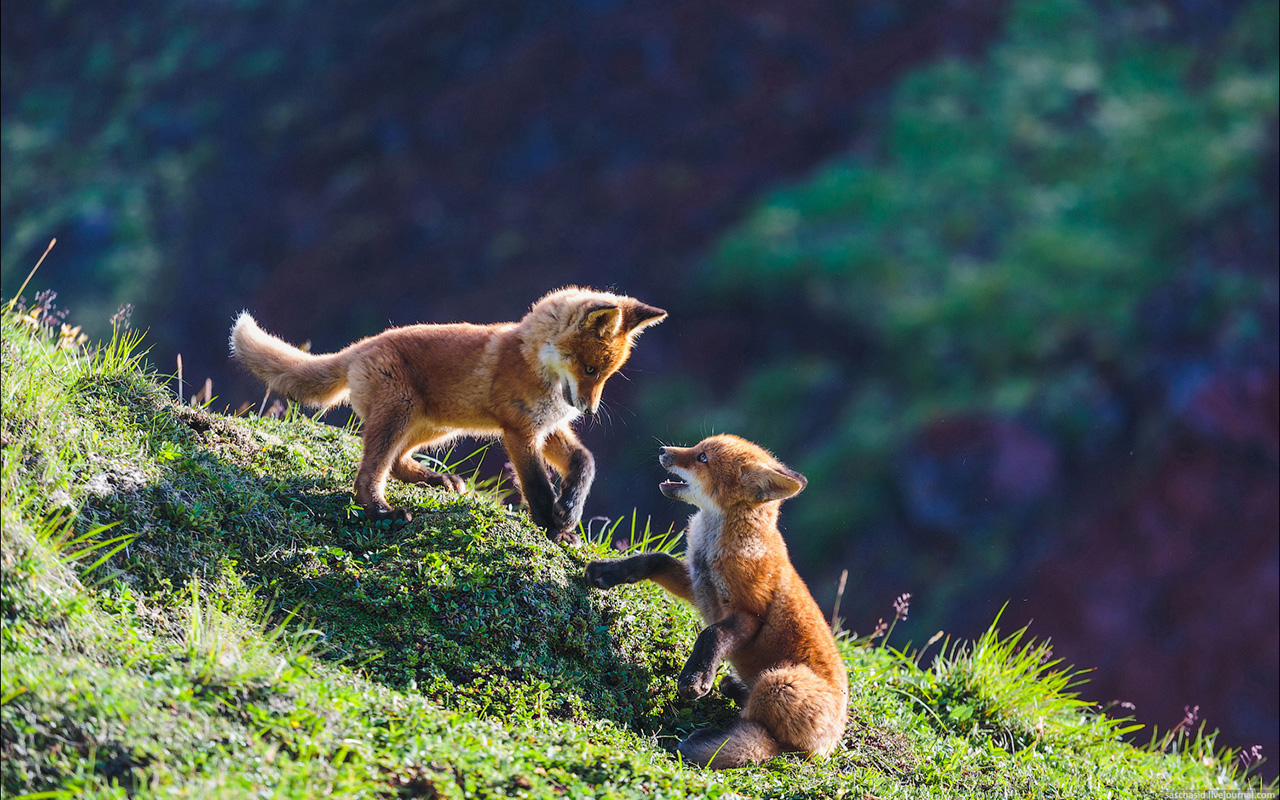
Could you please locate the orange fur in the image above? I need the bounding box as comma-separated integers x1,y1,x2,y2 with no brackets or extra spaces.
586,435,847,767
230,287,665,538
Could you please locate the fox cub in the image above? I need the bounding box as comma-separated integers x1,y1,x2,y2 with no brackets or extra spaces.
230,287,665,541
586,435,847,767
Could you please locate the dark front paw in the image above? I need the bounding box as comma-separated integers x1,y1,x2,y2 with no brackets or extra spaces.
584,560,630,590
551,526,581,545
677,666,716,701
551,500,580,533
364,505,412,524
719,673,750,705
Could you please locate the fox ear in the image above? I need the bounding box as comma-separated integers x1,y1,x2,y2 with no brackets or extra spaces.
625,302,667,334
583,304,622,338
749,464,807,502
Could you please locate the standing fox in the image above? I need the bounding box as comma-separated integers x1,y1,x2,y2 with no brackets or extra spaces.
586,435,847,768
230,287,665,541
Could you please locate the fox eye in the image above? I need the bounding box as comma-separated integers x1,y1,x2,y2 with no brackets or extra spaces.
697,452,708,463
584,365,597,375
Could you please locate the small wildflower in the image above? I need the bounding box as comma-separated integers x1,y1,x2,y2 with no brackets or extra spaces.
1161,703,1202,750
32,289,67,326
110,303,134,330
1239,744,1264,768
893,592,911,621
16,305,43,331
871,618,888,640
57,323,88,350
1181,704,1199,729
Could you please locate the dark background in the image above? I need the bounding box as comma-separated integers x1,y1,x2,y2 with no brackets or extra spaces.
3,0,1276,777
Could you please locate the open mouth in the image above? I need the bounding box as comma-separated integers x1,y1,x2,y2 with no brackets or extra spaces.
659,478,687,498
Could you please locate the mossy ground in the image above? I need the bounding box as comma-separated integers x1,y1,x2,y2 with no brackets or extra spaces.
1,314,1273,798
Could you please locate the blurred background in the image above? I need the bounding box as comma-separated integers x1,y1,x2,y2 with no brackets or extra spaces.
3,0,1276,777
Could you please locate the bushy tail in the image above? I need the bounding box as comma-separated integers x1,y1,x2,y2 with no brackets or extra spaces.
230,312,350,408
680,664,847,769
744,664,847,756
677,720,783,769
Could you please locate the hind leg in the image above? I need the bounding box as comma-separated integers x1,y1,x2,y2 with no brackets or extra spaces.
391,432,467,493
744,666,846,757
355,409,412,521
391,454,467,492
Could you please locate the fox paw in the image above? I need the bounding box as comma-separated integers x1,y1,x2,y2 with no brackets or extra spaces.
677,667,716,701
550,526,581,545
546,509,581,544
365,506,412,524
550,502,579,533
584,560,627,590
719,674,750,704
434,473,467,493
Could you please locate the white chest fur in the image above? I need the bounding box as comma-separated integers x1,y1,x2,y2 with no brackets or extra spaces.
530,393,579,445
686,510,732,617
686,509,723,563
687,509,768,565
532,343,581,443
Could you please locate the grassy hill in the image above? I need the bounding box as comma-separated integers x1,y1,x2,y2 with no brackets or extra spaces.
1,310,1272,798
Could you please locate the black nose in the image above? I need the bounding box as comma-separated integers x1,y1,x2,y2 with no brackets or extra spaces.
658,448,673,468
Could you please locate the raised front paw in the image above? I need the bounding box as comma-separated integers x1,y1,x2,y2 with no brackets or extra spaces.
677,666,716,701
584,560,630,590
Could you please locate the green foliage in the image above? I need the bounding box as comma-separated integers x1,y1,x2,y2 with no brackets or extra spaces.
2,8,204,327
2,301,1273,797
889,607,1139,752
651,0,1279,568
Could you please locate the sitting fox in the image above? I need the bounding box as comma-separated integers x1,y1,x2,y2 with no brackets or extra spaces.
586,435,847,767
230,287,665,541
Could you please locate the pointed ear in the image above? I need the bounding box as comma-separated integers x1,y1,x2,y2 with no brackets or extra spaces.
749,464,807,502
583,304,622,338
624,302,667,334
